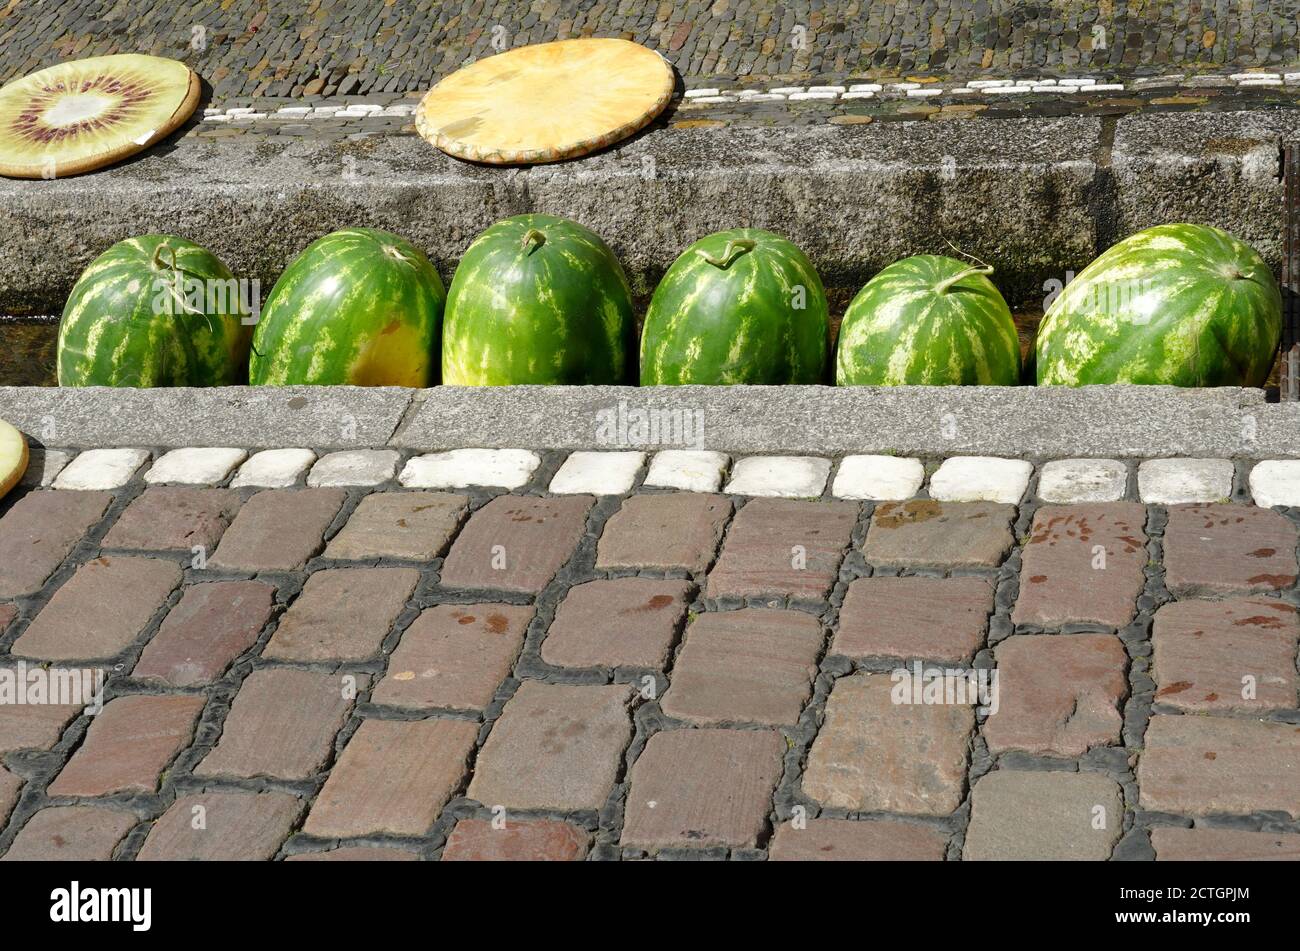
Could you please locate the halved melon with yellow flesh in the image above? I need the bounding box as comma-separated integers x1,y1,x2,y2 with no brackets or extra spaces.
0,54,200,179
416,38,674,164
0,419,28,499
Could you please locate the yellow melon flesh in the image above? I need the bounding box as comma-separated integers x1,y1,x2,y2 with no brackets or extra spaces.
0,53,199,179
0,419,28,499
417,38,674,165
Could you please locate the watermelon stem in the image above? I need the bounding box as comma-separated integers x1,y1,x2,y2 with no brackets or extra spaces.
934,264,994,295
697,239,756,270
521,229,546,255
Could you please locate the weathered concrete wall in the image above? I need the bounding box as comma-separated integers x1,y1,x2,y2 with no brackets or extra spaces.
1,110,1293,318
1,384,1295,458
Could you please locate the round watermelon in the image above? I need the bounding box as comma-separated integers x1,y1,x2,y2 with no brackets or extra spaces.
442,214,634,385
58,235,251,387
640,229,829,385
1036,223,1282,387
250,228,445,387
835,255,1020,386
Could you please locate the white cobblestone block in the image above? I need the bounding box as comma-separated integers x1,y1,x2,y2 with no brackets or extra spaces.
1137,458,1234,504
906,88,944,97
53,448,150,490
1248,460,1300,508
145,448,248,485
684,87,721,97
788,91,837,100
307,449,400,487
20,448,74,488
725,456,830,498
807,85,846,93
549,451,645,495
1089,84,1126,91
644,450,730,493
966,79,1012,87
1037,459,1128,504
768,86,805,94
831,455,924,501
399,448,540,490
841,91,876,99
848,83,883,92
929,456,1032,503
231,449,317,488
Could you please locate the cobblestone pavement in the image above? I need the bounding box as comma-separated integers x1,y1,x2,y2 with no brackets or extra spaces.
1,1,1297,102
1,447,1299,860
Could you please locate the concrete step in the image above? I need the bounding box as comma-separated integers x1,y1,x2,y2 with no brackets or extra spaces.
2,109,1295,319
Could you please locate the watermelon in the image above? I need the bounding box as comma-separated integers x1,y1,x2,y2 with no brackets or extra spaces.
640,228,829,385
835,255,1020,386
442,214,634,385
250,228,445,387
57,235,251,387
1036,224,1281,387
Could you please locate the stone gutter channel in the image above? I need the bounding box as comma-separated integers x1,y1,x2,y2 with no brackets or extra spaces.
2,108,1297,317
0,384,1296,459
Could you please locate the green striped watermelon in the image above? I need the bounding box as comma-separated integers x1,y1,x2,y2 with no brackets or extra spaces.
835,255,1020,386
640,229,828,385
442,214,634,385
1037,224,1281,387
58,235,251,387
250,228,445,387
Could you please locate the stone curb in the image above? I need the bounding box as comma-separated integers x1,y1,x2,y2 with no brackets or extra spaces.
1,384,1295,458
2,109,1296,317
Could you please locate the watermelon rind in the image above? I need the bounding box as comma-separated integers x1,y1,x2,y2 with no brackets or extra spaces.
57,235,251,388
250,227,446,387
442,214,634,385
640,228,830,385
835,254,1021,386
1035,223,1282,387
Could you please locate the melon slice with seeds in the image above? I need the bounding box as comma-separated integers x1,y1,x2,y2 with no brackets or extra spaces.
0,54,200,179
416,38,674,165
0,419,28,499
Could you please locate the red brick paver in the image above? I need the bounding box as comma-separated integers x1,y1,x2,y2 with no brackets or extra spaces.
137,791,303,861
132,581,276,686
1138,715,1300,817
0,490,110,598
596,493,732,573
864,501,1015,568
305,718,479,838
196,668,356,781
48,694,205,797
324,491,468,560
832,576,993,663
769,818,949,861
468,681,634,812
1153,598,1299,713
13,555,181,661
964,770,1123,860
209,488,347,572
440,495,592,593
706,498,857,601
983,634,1128,757
442,818,590,861
1163,504,1298,597
2,805,136,861
540,578,692,669
660,608,823,726
0,685,82,753
621,728,784,851
802,672,973,815
103,487,241,552
1012,503,1147,629
373,603,532,712
263,567,418,662
1150,827,1300,861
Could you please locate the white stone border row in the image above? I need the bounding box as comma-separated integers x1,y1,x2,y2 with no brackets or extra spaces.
22,446,1300,509
195,70,1300,124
